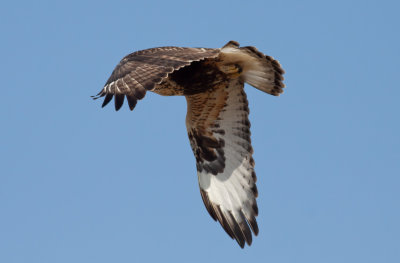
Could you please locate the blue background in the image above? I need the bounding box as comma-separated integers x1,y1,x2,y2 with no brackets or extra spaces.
1,0,399,262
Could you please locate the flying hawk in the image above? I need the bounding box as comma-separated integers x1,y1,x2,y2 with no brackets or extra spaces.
93,41,285,248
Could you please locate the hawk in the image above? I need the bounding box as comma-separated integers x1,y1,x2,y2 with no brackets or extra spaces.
93,41,285,248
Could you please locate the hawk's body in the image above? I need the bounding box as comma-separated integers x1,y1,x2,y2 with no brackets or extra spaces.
93,41,285,248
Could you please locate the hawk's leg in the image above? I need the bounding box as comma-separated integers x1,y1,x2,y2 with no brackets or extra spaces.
218,64,243,78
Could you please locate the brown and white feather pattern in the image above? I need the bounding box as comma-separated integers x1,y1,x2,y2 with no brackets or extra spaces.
93,41,285,248
186,79,258,248
93,47,219,110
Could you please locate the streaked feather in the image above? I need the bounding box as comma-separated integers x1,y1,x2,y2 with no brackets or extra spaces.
93,41,285,248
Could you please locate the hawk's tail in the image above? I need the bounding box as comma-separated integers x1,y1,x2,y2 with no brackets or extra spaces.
220,41,285,96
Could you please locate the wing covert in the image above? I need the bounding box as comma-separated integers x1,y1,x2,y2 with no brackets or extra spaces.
93,47,220,111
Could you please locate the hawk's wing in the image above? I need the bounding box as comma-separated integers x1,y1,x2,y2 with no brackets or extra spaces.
93,47,220,110
186,78,258,248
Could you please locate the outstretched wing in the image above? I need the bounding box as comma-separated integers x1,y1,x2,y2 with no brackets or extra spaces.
93,47,220,110
186,78,258,248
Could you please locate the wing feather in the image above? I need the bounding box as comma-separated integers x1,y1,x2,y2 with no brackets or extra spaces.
93,46,220,111
186,79,258,248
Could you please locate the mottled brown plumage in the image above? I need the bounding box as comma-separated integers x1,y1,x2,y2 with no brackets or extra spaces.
93,41,285,248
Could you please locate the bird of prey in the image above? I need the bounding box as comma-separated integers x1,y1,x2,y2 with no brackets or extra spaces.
93,41,285,248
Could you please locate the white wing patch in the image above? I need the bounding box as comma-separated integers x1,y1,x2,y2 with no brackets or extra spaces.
186,79,258,248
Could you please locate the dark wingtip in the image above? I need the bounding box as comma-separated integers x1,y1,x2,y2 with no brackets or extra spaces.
102,93,113,108
92,92,105,100
98,92,139,111
239,241,245,249
252,202,259,216
251,184,258,198
114,94,124,111
250,217,259,236
200,189,218,221
92,89,103,98
126,95,137,111
228,211,246,248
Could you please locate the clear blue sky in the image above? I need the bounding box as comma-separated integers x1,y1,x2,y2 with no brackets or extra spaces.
1,0,399,262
